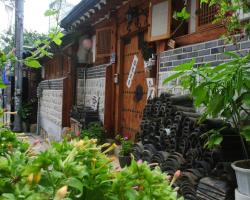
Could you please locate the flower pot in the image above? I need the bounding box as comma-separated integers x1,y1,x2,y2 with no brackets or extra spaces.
119,156,131,168
232,160,250,196
235,189,250,200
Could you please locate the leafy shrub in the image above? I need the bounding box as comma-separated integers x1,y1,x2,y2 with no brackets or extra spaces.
119,137,133,156
81,122,105,143
0,128,29,155
164,53,250,149
110,160,183,200
0,137,182,200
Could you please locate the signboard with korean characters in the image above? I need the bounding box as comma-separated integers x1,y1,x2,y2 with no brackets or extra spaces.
126,55,138,88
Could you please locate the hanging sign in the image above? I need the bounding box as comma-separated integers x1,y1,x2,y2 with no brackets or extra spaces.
146,78,154,87
147,87,155,100
126,55,138,88
146,78,155,100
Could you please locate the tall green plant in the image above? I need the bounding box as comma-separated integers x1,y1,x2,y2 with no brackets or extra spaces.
163,52,250,150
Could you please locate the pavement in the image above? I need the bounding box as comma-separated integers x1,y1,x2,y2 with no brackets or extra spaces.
17,133,49,153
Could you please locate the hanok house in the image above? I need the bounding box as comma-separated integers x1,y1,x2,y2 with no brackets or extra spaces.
37,0,250,140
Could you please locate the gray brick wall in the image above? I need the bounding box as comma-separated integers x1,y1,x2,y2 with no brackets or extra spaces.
158,35,250,95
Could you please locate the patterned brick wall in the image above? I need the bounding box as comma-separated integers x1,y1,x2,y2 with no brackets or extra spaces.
77,64,107,122
158,35,250,95
38,78,64,141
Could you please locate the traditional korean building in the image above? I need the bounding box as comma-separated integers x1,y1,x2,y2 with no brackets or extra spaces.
38,0,250,140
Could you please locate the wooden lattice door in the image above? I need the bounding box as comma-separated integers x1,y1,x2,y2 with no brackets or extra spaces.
120,35,148,139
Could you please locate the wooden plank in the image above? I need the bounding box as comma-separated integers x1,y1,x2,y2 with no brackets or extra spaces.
174,24,225,46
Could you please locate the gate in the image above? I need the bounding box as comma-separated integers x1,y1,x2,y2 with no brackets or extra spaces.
120,34,148,139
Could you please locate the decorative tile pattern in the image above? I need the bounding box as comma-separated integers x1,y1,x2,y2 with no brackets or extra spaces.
77,64,107,122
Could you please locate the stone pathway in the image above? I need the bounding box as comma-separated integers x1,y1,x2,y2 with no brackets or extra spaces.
17,133,49,153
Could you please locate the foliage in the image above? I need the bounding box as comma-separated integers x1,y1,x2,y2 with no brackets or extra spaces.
173,7,190,21
163,52,250,148
0,30,48,53
81,122,105,144
0,4,64,87
110,160,183,200
0,128,29,156
199,0,250,42
117,136,133,157
0,136,182,200
17,102,32,123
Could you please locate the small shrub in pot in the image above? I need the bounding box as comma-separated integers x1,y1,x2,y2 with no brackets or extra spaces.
118,136,133,167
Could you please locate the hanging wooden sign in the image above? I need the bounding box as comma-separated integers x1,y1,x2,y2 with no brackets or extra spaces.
126,55,138,88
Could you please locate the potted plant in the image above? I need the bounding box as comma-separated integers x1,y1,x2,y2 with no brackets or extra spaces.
18,102,33,132
118,136,133,167
163,52,250,197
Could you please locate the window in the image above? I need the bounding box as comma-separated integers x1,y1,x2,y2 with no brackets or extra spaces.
197,1,217,29
149,0,172,41
96,27,112,58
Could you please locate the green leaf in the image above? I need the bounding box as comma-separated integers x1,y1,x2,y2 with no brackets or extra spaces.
173,59,195,71
174,7,190,20
24,59,41,68
204,130,223,149
0,79,7,89
241,126,250,141
211,63,228,73
163,72,184,85
53,37,62,45
65,177,83,197
208,94,224,117
242,93,250,107
44,9,58,17
125,189,136,200
2,193,16,200
224,51,240,59
192,85,207,106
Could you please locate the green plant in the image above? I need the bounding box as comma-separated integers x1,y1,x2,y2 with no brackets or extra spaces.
18,102,32,123
110,160,183,200
0,139,115,200
0,136,183,200
81,122,105,143
164,52,250,150
200,0,250,42
0,128,29,155
119,137,133,157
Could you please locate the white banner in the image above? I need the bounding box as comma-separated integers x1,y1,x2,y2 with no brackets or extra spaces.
126,55,138,88
146,78,155,100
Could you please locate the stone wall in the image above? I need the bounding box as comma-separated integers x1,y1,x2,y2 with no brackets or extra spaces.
158,36,250,95
77,64,107,122
38,78,64,141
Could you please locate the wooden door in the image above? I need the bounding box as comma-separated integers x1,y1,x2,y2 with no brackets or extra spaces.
120,34,148,139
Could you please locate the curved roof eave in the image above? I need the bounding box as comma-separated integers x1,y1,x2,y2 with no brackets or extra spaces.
60,0,100,29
